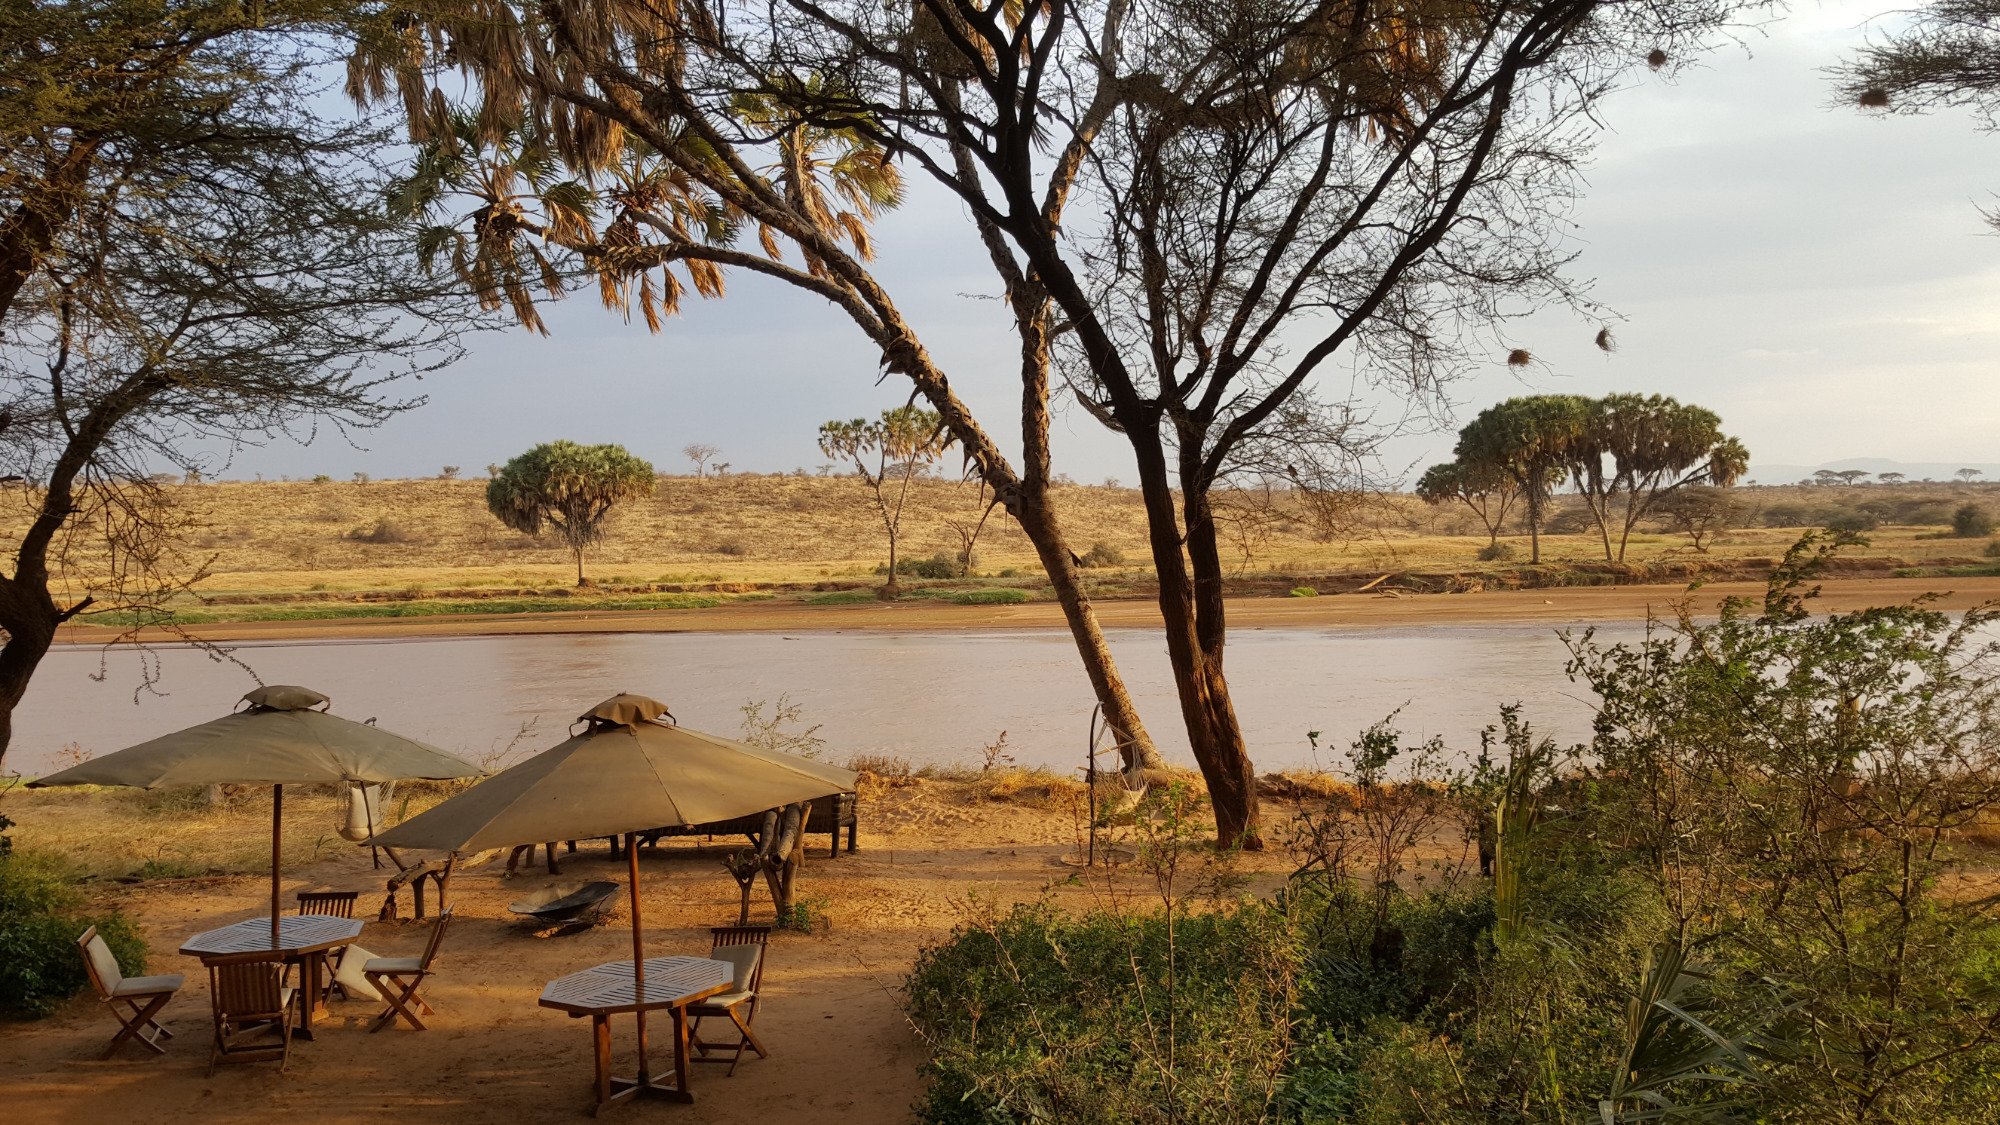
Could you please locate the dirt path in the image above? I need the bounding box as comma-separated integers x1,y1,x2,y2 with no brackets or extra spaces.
53,576,2000,647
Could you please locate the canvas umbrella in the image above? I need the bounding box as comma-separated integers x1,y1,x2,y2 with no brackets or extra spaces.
29,685,480,945
368,692,855,1055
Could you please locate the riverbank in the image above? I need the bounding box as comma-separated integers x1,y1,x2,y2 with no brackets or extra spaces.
53,574,2000,646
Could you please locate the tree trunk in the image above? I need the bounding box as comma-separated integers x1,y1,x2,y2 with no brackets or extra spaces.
1525,486,1543,564
1130,441,1261,849
881,526,900,600
574,546,587,587
1013,496,1165,772
0,586,59,772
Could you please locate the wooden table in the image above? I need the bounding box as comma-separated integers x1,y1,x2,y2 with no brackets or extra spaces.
539,956,735,1113
180,915,364,1041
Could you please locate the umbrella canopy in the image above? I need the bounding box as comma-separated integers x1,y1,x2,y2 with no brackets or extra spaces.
370,693,855,853
28,685,479,789
372,692,852,1070
29,686,480,945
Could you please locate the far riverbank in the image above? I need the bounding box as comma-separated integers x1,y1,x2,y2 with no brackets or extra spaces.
52,575,2000,647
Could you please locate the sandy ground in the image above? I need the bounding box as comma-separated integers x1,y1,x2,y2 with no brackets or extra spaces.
53,576,2000,646
0,787,1294,1125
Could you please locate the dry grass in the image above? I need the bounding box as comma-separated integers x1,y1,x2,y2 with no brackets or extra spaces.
7,476,1994,618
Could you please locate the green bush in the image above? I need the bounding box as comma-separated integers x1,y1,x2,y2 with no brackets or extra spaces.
1289,586,1319,597
1952,503,1994,538
1079,541,1126,568
1824,510,1878,534
950,587,1028,605
880,552,956,579
0,851,148,1018
907,902,1299,1122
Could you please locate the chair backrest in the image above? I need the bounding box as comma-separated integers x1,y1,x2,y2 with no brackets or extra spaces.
711,944,763,993
76,926,122,998
418,907,454,970
710,926,769,993
207,954,289,1023
296,890,359,918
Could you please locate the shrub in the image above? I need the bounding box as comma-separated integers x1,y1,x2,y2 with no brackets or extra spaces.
908,902,1299,1122
1952,503,1994,538
1289,586,1319,597
1761,501,1811,528
710,539,749,556
1824,510,1877,534
887,552,957,579
1475,541,1516,562
346,517,416,544
951,588,1028,605
1079,541,1126,568
0,852,148,1017
1543,506,1595,535
1985,539,2000,558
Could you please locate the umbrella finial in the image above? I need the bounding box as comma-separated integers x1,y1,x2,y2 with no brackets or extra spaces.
579,694,673,728
242,685,330,712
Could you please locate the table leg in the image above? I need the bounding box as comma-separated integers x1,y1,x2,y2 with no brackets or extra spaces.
601,1008,696,1108
672,1005,694,1097
296,953,327,1041
592,1015,613,1111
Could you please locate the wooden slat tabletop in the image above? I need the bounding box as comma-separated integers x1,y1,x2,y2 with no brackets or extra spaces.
179,915,364,958
538,956,733,1015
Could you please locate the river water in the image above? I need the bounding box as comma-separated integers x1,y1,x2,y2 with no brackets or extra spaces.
6,624,1644,779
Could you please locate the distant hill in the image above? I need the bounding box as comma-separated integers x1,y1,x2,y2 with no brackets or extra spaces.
1746,458,2000,485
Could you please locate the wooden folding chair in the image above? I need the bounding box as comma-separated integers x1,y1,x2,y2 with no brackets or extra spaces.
690,925,770,1075
204,952,298,1076
295,890,359,918
362,907,452,1032
77,926,183,1060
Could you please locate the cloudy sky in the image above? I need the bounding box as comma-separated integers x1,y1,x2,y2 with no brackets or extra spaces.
214,1,2000,485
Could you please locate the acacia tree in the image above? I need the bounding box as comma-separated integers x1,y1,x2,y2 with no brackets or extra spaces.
0,18,475,772
818,407,952,598
1562,394,1748,561
1416,460,1520,548
352,0,1751,845
1456,396,1591,564
350,3,1172,774
683,443,720,478
487,442,656,585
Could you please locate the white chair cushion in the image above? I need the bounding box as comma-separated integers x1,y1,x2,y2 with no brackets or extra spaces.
689,990,753,1011
332,945,378,998
83,935,124,994
363,955,424,975
711,945,762,992
111,974,183,998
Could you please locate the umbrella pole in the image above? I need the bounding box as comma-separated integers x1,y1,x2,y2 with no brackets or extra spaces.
627,832,650,1082
270,784,284,947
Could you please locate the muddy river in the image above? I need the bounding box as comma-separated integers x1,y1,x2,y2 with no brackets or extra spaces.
8,624,1642,778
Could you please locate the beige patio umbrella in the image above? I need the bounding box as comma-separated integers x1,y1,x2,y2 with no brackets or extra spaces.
29,685,480,945
369,692,854,1014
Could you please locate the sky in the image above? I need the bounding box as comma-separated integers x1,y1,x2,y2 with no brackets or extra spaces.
206,1,2000,487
